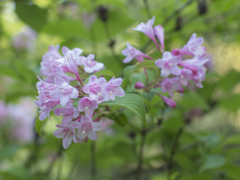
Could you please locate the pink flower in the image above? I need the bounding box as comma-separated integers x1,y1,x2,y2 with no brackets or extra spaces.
82,13,96,29
7,98,37,142
122,43,153,63
42,45,62,62
54,101,80,125
41,60,69,83
106,77,125,100
82,75,108,103
53,121,81,149
36,77,57,102
155,52,182,77
12,26,37,51
191,67,206,88
135,81,145,89
178,56,209,72
61,46,83,56
80,54,104,73
178,33,206,56
154,25,164,52
161,77,181,97
78,97,98,117
179,69,193,86
76,115,102,142
50,76,79,106
133,16,160,50
35,99,60,120
157,93,176,108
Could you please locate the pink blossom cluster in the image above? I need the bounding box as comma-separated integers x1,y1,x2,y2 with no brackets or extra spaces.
122,17,211,108
36,46,125,149
12,26,37,51
0,99,37,143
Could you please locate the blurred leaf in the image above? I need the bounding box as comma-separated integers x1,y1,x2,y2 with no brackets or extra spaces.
123,65,135,82
218,70,240,92
42,20,88,38
132,60,158,75
217,163,240,180
83,69,115,84
223,134,240,145
15,61,37,84
179,92,209,110
219,94,240,113
0,166,31,180
15,2,47,32
200,155,225,172
35,117,47,139
0,144,19,160
5,90,36,103
112,112,128,127
179,173,211,180
101,93,147,126
0,64,21,81
112,141,135,161
196,134,221,151
92,10,135,41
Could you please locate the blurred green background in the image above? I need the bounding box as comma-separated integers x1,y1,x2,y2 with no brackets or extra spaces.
0,0,240,180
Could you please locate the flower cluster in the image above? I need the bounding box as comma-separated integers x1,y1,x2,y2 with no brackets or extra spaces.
122,16,210,108
35,46,125,149
0,99,37,143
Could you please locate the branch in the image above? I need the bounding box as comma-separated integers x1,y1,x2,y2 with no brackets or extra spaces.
167,127,184,180
143,0,152,19
91,141,97,180
162,0,196,26
135,129,147,180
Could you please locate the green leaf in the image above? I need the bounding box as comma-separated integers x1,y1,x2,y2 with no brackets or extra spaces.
219,94,240,113
0,166,31,180
91,10,135,42
0,144,19,161
111,112,128,127
15,2,47,32
112,141,135,161
218,70,240,92
123,65,135,82
84,69,115,84
101,93,147,126
179,174,211,180
14,61,37,84
200,155,226,172
179,92,209,110
133,60,157,74
0,64,21,81
42,20,88,38
35,117,47,139
223,134,240,145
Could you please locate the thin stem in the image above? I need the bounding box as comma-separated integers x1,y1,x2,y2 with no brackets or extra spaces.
91,141,97,180
143,67,149,85
162,0,196,26
76,75,84,87
135,129,147,180
56,154,63,180
143,0,152,19
103,21,122,65
167,127,184,180
140,0,196,52
45,145,63,176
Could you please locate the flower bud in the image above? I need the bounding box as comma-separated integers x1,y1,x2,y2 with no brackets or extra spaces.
96,5,108,22
177,86,184,93
157,93,176,108
135,82,145,89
